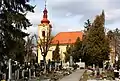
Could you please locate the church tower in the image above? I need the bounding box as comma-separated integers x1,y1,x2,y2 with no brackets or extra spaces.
38,1,52,63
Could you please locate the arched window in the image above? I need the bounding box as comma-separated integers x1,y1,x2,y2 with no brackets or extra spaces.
42,31,45,37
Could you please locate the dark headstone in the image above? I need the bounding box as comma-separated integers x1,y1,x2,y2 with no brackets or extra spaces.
114,72,119,78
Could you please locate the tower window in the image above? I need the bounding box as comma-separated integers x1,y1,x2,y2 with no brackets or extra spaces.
42,31,45,37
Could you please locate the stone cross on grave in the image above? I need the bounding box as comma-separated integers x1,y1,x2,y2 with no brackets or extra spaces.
79,59,81,63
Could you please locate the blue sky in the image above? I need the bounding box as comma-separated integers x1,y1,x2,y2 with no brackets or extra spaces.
26,0,120,35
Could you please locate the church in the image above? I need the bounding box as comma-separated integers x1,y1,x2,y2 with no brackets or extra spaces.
37,3,115,65
37,4,83,63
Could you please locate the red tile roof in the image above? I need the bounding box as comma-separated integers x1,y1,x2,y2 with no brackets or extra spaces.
51,31,83,45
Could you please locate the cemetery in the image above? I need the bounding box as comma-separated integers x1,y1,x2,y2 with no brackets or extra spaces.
1,58,120,81
1,0,120,81
80,63,120,81
0,57,85,81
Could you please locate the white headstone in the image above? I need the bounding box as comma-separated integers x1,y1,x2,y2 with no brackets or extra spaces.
119,69,120,78
93,64,95,70
49,65,52,71
33,71,36,77
55,62,57,70
99,68,102,74
29,69,31,80
79,62,85,68
95,70,97,76
80,59,81,63
70,56,73,66
8,59,12,81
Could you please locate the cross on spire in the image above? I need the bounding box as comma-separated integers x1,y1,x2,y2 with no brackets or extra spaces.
41,0,50,24
45,0,47,8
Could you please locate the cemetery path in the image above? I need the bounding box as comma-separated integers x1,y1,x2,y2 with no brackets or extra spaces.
59,69,85,81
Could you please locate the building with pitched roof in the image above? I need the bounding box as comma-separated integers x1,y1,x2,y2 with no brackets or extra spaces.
37,2,114,64
46,31,83,63
37,1,83,63
37,3,52,63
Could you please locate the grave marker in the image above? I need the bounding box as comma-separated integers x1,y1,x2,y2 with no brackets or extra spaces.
8,59,12,81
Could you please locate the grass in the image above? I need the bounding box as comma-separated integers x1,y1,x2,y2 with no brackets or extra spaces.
79,70,88,81
105,70,115,80
80,69,115,81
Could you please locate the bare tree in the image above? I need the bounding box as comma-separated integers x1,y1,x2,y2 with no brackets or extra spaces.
114,29,120,63
34,30,52,73
107,28,120,64
24,35,36,63
34,29,52,66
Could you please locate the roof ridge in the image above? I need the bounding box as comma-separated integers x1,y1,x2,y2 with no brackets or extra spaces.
59,31,83,33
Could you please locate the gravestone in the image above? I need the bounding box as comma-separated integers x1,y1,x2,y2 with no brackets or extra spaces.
69,56,73,67
22,70,25,78
94,70,97,76
114,69,119,78
8,59,12,81
99,68,102,74
29,69,31,80
93,64,95,70
79,62,85,69
33,71,35,77
67,62,69,68
3,73,6,80
80,58,81,62
55,62,57,70
17,69,19,80
15,70,17,80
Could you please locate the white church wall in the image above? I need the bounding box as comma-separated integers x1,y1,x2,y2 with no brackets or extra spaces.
46,45,67,63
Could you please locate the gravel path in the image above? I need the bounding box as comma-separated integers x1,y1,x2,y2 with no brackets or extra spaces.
59,69,85,81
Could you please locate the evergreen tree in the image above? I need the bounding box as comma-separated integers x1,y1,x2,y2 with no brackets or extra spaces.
0,0,34,62
83,11,110,67
71,37,83,62
64,45,73,62
64,37,83,63
52,41,60,62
